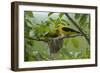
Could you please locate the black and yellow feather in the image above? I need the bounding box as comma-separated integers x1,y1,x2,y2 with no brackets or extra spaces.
56,24,80,36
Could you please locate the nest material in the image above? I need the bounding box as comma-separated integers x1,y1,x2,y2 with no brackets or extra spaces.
48,38,63,54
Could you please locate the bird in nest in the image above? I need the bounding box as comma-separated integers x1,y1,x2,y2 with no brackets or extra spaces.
44,24,80,60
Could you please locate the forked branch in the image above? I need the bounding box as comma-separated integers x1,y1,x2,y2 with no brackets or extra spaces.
64,13,90,44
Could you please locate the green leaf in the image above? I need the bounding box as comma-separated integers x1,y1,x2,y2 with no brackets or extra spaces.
55,18,61,25
25,20,32,28
24,11,34,18
61,19,69,25
48,18,54,22
59,13,64,18
25,19,32,24
75,13,80,19
48,12,53,16
64,39,69,46
71,38,79,48
48,18,55,25
79,14,88,26
80,48,90,59
45,21,51,26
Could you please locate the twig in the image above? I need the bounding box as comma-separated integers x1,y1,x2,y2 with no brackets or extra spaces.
65,13,90,44
61,34,82,39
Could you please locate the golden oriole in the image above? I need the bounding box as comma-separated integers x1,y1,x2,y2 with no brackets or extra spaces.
56,24,80,36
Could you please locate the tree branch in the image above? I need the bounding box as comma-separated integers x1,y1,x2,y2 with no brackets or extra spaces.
56,34,82,40
62,34,82,39
24,36,48,42
65,13,90,44
25,34,82,43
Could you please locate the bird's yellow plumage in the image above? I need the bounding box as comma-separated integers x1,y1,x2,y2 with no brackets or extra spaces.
56,24,80,36
44,31,59,38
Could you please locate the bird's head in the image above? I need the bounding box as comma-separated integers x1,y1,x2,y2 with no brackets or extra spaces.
56,24,64,28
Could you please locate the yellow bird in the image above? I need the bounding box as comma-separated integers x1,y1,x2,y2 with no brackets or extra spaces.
56,24,80,36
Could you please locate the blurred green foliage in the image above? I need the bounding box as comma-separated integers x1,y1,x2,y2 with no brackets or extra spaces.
24,11,90,61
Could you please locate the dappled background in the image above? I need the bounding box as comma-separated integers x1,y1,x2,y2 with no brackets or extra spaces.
24,11,90,61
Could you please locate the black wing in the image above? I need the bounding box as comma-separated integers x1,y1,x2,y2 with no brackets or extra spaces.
62,27,80,33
